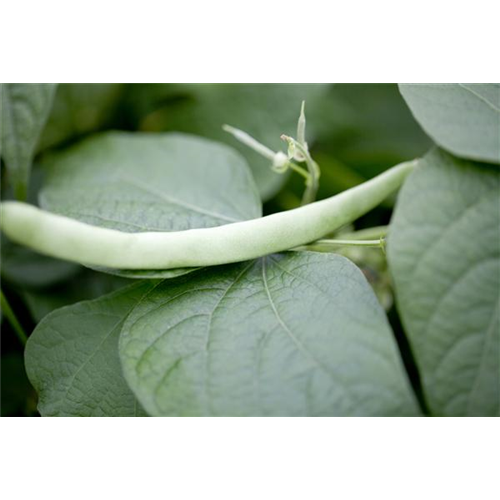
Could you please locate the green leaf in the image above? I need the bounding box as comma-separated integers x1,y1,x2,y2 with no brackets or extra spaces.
388,149,500,416
120,252,419,416
1,83,57,199
135,84,332,200
399,84,500,164
39,132,262,278
25,282,156,416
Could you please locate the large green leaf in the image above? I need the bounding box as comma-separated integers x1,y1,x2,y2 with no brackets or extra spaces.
134,84,332,200
119,252,418,416
39,132,261,278
1,83,57,199
388,149,499,416
25,282,157,416
399,84,500,164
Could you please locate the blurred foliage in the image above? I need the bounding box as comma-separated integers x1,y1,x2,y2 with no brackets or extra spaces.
22,270,127,323
1,235,80,289
17,83,431,203
1,353,37,416
38,84,125,151
316,84,430,172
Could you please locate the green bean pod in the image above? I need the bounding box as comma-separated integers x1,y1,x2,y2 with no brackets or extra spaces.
0,161,415,270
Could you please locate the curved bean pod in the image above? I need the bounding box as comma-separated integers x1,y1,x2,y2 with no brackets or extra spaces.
0,161,415,269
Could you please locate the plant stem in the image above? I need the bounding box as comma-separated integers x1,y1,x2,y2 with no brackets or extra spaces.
288,162,311,181
223,123,318,205
293,238,385,253
0,290,27,346
336,225,389,241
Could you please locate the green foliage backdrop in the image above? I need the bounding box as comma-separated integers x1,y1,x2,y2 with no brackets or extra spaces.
1,83,498,416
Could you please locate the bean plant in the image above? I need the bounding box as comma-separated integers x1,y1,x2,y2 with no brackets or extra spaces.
0,83,498,417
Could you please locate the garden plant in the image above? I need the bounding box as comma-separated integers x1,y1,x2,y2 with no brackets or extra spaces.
0,83,498,417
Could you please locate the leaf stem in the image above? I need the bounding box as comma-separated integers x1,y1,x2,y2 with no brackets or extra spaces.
312,238,384,247
288,162,311,181
293,238,385,252
0,290,27,346
336,225,389,241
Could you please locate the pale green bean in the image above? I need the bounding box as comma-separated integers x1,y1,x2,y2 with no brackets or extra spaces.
0,161,415,270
